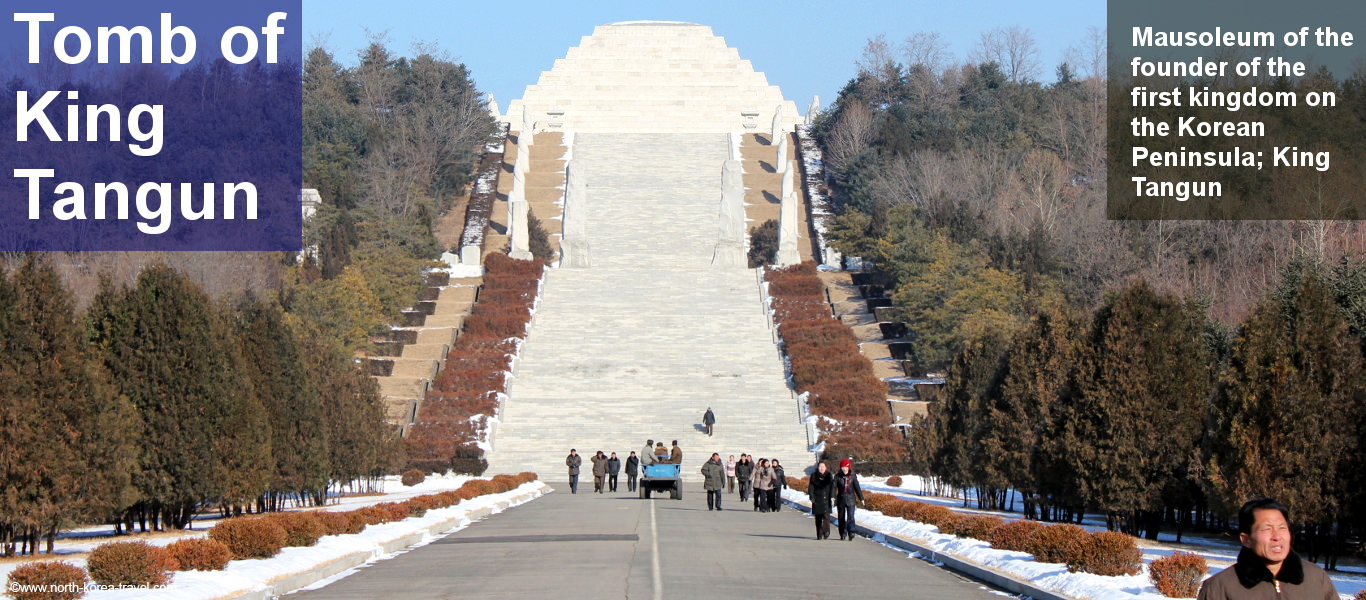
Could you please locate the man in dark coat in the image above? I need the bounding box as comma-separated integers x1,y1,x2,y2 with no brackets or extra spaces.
735,454,753,502
703,408,716,436
590,451,608,494
833,459,864,540
701,453,726,511
607,452,621,492
565,449,582,494
807,462,835,540
1197,498,1339,600
625,451,640,492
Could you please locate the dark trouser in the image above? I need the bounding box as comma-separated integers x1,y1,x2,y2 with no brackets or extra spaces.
569,474,578,494
837,503,856,538
705,423,713,436
608,474,618,492
755,488,767,511
707,489,722,510
627,473,638,491
727,475,735,493
593,475,604,493
814,513,831,539
738,479,749,501
768,488,781,512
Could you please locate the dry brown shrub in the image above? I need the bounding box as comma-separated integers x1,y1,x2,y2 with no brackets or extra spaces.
1024,523,1090,564
885,475,903,487
401,469,427,487
6,561,90,600
86,541,177,587
1068,531,1142,576
1148,552,1208,597
209,517,288,560
314,511,366,536
166,538,232,572
989,519,1045,552
262,512,327,547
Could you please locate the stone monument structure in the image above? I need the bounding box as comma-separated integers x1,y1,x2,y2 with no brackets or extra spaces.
777,162,800,266
488,22,810,476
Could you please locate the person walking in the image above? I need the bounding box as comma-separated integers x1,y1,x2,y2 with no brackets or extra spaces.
565,449,582,494
701,453,726,511
703,407,716,436
668,440,683,464
725,455,737,494
834,459,864,540
625,451,640,492
591,450,608,494
1197,498,1340,600
807,462,835,540
735,454,753,502
770,459,786,513
607,452,621,492
752,458,774,512
642,440,657,465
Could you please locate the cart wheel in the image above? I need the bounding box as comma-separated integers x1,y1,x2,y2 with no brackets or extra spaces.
640,486,648,499
670,482,682,500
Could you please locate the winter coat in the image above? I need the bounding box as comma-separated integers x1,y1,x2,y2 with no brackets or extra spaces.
654,444,670,462
625,456,639,475
642,445,657,465
566,454,582,476
591,454,608,477
1197,549,1338,600
772,466,786,489
752,466,774,491
735,460,753,481
607,457,621,474
807,470,834,515
701,459,726,491
669,445,683,464
703,410,716,425
725,459,736,478
834,471,863,506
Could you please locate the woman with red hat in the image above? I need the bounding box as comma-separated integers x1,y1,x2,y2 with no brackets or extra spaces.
834,459,864,540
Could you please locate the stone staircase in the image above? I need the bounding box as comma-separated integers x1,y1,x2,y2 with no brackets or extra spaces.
371,274,481,431
487,133,813,476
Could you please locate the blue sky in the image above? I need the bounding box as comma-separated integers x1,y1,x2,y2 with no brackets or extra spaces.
305,0,1106,116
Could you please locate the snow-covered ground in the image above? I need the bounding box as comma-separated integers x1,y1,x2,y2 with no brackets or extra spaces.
784,475,1365,600
0,475,547,599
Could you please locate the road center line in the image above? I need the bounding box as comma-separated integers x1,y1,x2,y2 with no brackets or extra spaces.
650,500,662,600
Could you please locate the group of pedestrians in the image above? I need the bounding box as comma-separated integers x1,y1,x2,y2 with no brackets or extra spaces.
564,443,866,541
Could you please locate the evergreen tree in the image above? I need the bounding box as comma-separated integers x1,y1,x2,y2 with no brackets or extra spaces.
1206,267,1361,529
933,333,1009,508
88,265,270,529
1068,282,1212,538
0,258,136,555
236,299,327,510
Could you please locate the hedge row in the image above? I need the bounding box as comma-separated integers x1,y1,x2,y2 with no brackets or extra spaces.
4,474,538,600
822,492,1147,579
407,253,545,474
764,262,903,461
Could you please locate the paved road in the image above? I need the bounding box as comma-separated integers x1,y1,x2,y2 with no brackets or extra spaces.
290,481,1008,600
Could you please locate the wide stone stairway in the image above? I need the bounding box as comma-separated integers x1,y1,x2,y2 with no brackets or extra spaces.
487,133,812,476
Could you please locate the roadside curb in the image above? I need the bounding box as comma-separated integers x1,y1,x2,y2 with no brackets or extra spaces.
784,495,1076,600
213,482,549,600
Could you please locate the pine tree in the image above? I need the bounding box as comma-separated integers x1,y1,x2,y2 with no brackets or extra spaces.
933,332,1009,508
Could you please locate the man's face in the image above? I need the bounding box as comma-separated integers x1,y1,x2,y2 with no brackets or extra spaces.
1240,508,1291,568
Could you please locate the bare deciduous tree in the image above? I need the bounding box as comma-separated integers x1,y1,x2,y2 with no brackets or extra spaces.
826,102,877,174
902,32,952,73
971,26,1040,83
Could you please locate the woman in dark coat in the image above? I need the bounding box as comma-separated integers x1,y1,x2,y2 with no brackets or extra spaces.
807,462,835,540
834,459,864,540
769,459,786,513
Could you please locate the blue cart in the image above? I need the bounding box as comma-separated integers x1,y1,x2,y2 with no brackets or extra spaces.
640,462,682,499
